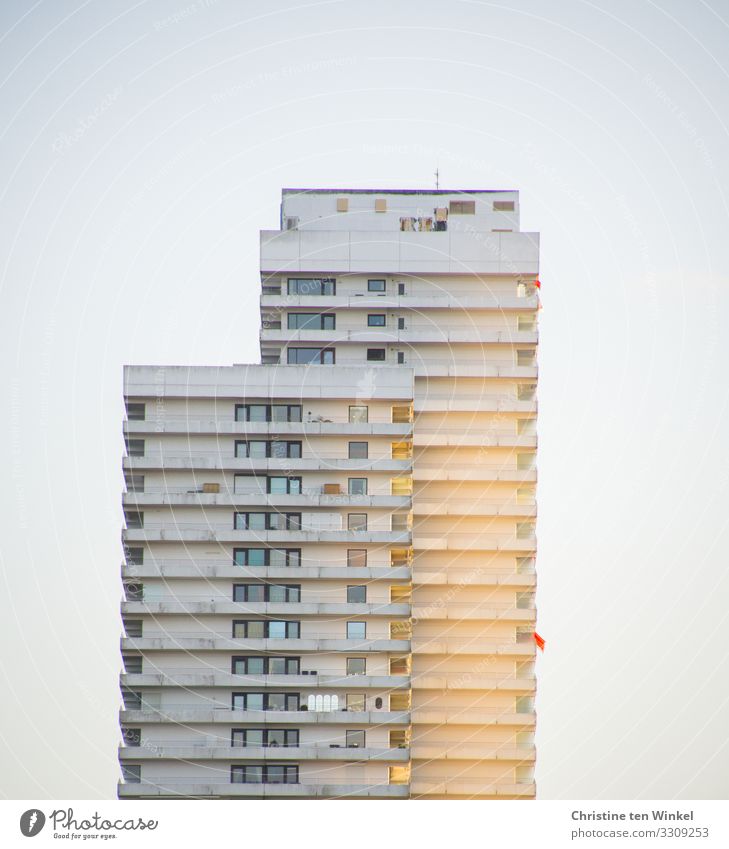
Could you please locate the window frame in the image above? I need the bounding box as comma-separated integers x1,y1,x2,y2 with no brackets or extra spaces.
232,619,301,639
347,477,368,496
348,405,368,423
346,585,367,603
366,348,386,362
287,278,336,296
367,279,386,293
286,347,335,365
347,549,367,568
234,512,302,531
231,656,300,675
233,548,302,567
231,692,300,711
234,404,302,423
367,314,386,327
287,312,336,330
348,513,368,531
348,441,368,459
346,621,367,640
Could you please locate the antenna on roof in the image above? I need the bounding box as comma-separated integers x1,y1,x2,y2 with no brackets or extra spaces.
434,167,440,190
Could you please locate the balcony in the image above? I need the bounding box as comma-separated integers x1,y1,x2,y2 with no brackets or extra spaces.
413,569,535,588
121,671,411,690
119,705,411,726
123,490,411,510
410,776,535,798
124,419,412,437
259,220,539,289
413,497,536,518
118,779,409,798
410,707,536,727
124,454,411,473
121,599,411,618
260,328,538,346
411,639,535,658
411,744,535,762
410,603,535,623
121,635,411,653
260,289,539,314
414,397,537,414
411,673,535,692
413,465,536,484
412,430,537,449
121,560,412,582
122,524,411,546
119,743,409,762
412,531,537,552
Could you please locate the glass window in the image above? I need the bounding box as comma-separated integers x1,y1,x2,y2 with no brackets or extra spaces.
268,548,287,567
287,347,335,365
268,621,286,639
368,279,386,292
367,314,386,327
366,348,386,361
249,621,266,638
287,278,335,296
346,657,366,675
347,585,367,603
248,405,268,422
247,729,265,747
125,439,145,457
348,442,368,459
348,405,368,423
348,513,367,531
287,313,335,330
247,693,265,711
268,477,288,494
347,621,366,639
347,549,367,567
125,402,145,421
348,478,367,496
346,729,366,748
346,693,365,711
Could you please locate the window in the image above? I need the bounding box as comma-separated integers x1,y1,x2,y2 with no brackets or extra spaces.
390,620,412,639
389,765,410,785
287,313,335,330
516,452,536,471
124,583,143,601
367,279,386,293
346,657,366,675
121,764,141,784
347,585,367,603
517,384,537,401
391,513,411,531
287,347,335,365
234,512,301,531
287,278,335,296
391,404,412,423
122,728,141,746
398,283,405,295
396,352,405,364
390,585,411,603
367,314,386,327
336,197,348,212
232,656,300,675
348,442,368,459
391,441,412,460
348,513,367,531
516,522,535,539
122,655,143,674
517,349,536,367
233,548,301,567
397,317,405,330
348,478,367,496
390,548,411,567
234,439,302,459
233,620,300,639
124,511,143,529
346,729,365,748
389,691,411,710
366,348,386,362
449,199,475,214
125,438,144,457
268,476,301,495
123,619,142,638
346,693,365,712
391,476,412,496
389,656,410,675
235,404,302,422
124,473,144,493
347,621,366,639
493,200,515,211
231,764,299,784
125,402,145,421
518,314,536,331
124,547,143,565
375,198,387,212
232,729,299,748
347,549,367,568
232,691,300,713
348,405,368,423
233,584,300,602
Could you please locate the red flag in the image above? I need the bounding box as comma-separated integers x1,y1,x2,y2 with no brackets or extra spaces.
534,631,545,651
534,278,541,289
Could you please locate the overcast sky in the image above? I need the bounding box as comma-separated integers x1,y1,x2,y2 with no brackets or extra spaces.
0,0,727,800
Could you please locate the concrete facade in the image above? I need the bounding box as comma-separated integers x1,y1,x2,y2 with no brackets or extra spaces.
119,188,539,799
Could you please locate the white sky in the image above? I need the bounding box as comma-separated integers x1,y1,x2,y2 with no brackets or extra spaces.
0,0,727,799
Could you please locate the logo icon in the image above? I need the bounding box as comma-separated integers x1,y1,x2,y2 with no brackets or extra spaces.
20,809,45,837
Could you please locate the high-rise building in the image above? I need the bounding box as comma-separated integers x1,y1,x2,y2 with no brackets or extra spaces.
119,189,539,799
